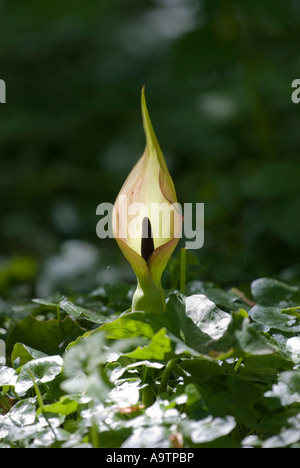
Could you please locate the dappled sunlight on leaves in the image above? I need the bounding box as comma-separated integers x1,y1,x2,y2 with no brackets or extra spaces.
0,275,299,447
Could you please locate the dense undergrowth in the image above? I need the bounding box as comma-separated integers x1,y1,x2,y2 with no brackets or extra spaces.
1,267,300,448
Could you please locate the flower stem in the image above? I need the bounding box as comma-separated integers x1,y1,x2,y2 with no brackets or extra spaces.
234,357,243,373
158,357,180,395
27,368,44,412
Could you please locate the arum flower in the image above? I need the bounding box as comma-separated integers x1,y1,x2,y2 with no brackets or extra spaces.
112,87,182,314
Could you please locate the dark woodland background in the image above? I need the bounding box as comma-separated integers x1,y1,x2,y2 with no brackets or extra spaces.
0,0,299,299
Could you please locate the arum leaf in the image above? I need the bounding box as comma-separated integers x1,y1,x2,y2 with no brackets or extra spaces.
249,305,300,332
0,366,18,387
125,328,172,360
11,343,47,368
99,311,154,340
39,396,78,416
251,277,300,306
15,356,63,394
185,294,231,340
6,314,86,356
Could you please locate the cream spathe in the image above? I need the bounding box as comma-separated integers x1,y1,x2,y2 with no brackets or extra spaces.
112,87,182,314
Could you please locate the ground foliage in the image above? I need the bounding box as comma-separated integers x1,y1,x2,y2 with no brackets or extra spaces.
1,266,300,448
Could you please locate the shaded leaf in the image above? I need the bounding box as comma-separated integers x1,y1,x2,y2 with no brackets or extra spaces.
249,305,300,333
251,278,300,306
33,296,108,324
6,315,86,355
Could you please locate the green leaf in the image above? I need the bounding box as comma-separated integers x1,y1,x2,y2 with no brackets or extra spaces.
240,353,293,383
61,332,111,401
11,343,47,367
249,305,300,333
170,293,274,357
125,328,172,360
214,312,275,356
6,315,86,355
262,414,300,448
251,278,300,306
264,370,300,406
179,359,226,383
161,293,216,355
185,294,231,340
0,365,18,387
33,296,108,324
38,395,78,416
99,311,154,340
0,398,36,439
31,298,57,307
15,356,63,394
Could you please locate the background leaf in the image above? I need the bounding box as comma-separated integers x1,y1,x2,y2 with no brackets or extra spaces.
6,315,86,356
249,305,300,333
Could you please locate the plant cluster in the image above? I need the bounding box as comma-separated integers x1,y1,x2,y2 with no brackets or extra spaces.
1,270,300,448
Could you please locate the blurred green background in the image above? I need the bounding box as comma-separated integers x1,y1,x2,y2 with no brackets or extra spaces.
0,0,300,299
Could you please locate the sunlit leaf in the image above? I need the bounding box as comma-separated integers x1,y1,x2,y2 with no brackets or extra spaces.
15,356,63,394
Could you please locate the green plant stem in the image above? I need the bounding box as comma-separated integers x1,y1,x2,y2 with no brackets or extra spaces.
158,357,180,395
234,357,243,373
27,368,44,412
180,248,187,294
